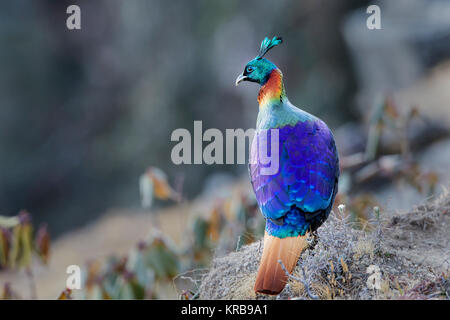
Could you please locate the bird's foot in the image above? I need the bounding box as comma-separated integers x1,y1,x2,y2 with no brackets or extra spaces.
306,231,319,249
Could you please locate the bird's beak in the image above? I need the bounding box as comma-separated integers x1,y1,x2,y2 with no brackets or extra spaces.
235,73,247,86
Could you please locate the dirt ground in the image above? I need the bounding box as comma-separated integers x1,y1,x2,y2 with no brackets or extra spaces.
1,185,448,300
199,188,450,300
0,202,195,299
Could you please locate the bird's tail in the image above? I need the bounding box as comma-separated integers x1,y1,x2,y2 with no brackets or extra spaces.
254,232,308,295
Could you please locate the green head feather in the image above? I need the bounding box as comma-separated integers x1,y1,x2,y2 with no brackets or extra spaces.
256,36,283,59
236,36,283,86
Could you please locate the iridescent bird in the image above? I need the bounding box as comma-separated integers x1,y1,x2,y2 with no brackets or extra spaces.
236,36,339,295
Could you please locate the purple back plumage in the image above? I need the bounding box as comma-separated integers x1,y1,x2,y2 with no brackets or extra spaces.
237,35,340,294
249,119,339,237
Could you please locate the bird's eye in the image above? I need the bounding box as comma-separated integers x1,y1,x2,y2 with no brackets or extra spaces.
246,66,254,73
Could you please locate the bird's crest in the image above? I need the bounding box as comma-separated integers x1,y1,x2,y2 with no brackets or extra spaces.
257,36,282,59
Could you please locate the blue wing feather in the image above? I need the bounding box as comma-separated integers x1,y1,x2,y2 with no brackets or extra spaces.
249,118,339,237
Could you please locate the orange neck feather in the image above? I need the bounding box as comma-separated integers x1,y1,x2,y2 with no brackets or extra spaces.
257,69,285,107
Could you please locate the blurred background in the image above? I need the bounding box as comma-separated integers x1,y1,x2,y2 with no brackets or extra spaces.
0,0,449,299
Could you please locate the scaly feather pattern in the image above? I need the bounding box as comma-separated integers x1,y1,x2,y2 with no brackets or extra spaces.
249,70,339,239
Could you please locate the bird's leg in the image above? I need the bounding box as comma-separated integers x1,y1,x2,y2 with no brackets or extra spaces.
306,231,319,249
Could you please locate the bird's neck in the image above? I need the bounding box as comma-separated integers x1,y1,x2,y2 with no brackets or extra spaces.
257,69,286,108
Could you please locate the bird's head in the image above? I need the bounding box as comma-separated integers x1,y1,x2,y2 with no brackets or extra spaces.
235,36,282,86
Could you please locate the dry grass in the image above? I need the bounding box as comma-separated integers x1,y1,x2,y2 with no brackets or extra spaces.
199,188,450,300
